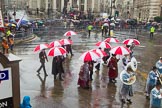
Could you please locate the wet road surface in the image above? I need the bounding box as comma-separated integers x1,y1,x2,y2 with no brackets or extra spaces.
14,30,162,108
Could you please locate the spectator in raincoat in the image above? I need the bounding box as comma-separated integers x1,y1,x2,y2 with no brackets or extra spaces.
20,96,32,108
150,81,162,108
156,57,162,74
8,35,14,51
145,66,158,99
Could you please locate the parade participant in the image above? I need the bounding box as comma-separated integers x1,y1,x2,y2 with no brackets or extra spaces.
95,47,102,71
66,36,74,56
78,61,90,89
1,37,9,54
57,55,65,81
150,26,155,39
120,66,135,104
101,25,104,36
88,61,95,81
37,49,48,76
20,96,32,108
156,57,162,74
52,56,58,80
145,66,158,99
87,23,93,38
107,54,119,83
150,81,162,108
122,54,131,70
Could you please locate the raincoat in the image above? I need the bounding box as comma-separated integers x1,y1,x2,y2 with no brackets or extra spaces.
120,70,134,99
20,96,32,108
150,87,162,108
78,63,90,88
146,70,158,95
156,60,162,74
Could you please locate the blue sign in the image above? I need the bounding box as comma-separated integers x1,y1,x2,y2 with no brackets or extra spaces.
0,70,9,81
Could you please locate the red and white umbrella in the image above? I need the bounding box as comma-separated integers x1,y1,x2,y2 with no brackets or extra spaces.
91,49,107,57
64,30,77,36
34,43,49,52
49,40,62,48
48,47,67,56
122,39,140,45
79,51,100,62
96,41,111,49
60,39,73,45
109,46,131,55
104,38,119,43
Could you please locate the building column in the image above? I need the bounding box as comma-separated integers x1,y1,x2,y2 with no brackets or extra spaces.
92,0,94,12
69,0,72,7
61,0,64,12
37,0,40,9
52,0,57,10
84,0,87,13
45,0,48,13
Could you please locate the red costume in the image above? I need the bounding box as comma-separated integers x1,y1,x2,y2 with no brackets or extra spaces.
108,56,119,79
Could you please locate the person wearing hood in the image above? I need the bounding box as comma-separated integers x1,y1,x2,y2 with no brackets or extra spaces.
20,96,32,108
156,57,162,74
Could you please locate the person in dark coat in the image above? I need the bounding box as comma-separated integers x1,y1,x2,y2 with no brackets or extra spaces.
57,56,65,81
37,49,48,76
88,61,95,81
107,54,119,83
52,56,58,80
66,36,73,56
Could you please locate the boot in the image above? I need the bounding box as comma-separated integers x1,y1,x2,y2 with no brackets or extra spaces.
59,73,63,81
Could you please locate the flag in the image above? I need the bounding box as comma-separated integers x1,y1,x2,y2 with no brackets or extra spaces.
16,13,25,30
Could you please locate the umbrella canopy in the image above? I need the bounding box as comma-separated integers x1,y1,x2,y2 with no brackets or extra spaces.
64,30,77,36
104,38,119,43
34,44,49,52
49,40,62,48
122,39,140,45
60,39,73,45
48,47,67,57
109,46,131,55
79,51,100,62
96,41,111,49
91,49,107,57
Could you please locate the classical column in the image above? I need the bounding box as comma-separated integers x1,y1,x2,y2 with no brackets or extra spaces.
45,0,48,13
37,0,40,10
69,0,72,7
84,0,87,13
52,0,57,11
61,0,64,12
92,0,94,12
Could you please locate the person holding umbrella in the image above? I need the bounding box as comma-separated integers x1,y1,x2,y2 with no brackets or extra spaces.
66,36,74,56
37,49,48,76
107,54,119,83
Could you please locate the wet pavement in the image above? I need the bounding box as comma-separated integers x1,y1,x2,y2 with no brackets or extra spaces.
14,30,162,108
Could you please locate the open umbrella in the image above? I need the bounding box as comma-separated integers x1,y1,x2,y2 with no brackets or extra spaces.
96,41,111,49
34,44,49,52
79,51,100,62
109,46,131,55
60,39,73,45
48,47,67,57
64,30,77,36
49,40,62,48
122,39,140,45
104,38,119,43
91,49,107,57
